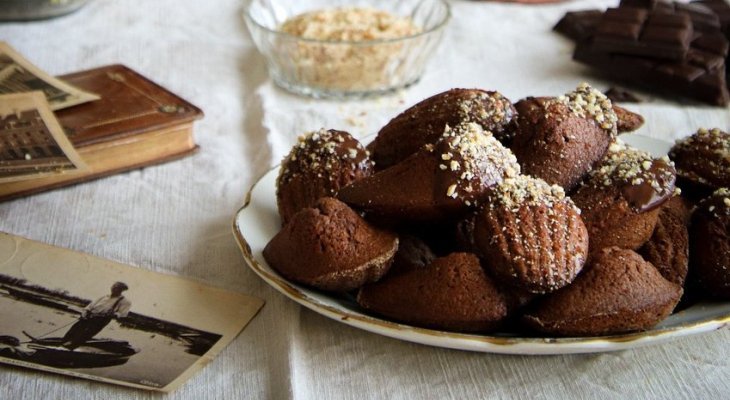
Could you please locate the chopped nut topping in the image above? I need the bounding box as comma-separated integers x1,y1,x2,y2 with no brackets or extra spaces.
702,188,730,216
589,139,674,189
674,128,729,156
670,128,730,186
437,122,520,204
455,91,512,135
277,128,370,188
277,7,422,91
555,82,618,134
488,175,570,210
446,184,457,198
585,139,676,212
280,7,421,42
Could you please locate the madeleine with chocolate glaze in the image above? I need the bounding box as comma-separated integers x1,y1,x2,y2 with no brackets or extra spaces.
368,89,517,169
276,129,372,225
614,104,644,133
357,253,509,332
473,175,589,294
338,122,520,224
523,247,683,337
669,128,730,199
572,141,677,255
690,188,730,299
263,197,398,292
510,83,618,192
639,203,690,287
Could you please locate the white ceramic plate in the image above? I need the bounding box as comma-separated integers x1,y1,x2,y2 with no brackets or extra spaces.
233,134,730,354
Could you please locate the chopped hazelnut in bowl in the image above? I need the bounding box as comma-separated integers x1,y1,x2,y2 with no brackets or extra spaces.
244,0,450,98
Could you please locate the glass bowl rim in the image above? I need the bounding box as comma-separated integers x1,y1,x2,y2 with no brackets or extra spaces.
243,0,451,46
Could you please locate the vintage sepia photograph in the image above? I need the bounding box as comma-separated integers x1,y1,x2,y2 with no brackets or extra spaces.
0,233,263,392
0,42,99,110
0,91,87,183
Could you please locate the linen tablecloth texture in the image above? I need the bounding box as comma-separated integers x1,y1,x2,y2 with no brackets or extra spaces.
1,0,729,398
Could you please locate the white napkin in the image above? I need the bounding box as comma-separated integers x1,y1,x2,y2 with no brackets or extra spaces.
258,81,410,165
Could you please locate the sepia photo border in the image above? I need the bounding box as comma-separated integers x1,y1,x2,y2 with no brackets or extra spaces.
0,232,264,392
0,42,99,111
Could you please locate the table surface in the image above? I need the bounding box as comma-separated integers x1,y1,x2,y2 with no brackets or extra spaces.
1,0,729,399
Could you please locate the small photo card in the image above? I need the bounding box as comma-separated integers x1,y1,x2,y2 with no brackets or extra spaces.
0,42,99,110
0,92,88,183
0,232,264,392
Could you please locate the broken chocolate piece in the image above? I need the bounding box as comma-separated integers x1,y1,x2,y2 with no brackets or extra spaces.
557,0,730,105
553,10,603,42
605,87,643,103
574,42,730,105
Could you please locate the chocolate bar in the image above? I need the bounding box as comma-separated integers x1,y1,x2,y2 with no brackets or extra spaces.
592,8,694,60
619,0,720,31
574,39,730,105
556,0,730,105
553,10,603,42
692,32,730,56
619,0,662,9
692,0,730,34
675,2,722,32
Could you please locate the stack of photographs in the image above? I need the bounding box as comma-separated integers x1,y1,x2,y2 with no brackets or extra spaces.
0,92,87,183
0,42,98,183
0,42,99,110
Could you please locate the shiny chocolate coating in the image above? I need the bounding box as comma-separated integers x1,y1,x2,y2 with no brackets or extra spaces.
619,158,677,213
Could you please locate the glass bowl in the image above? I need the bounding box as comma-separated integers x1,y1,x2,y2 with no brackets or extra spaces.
244,0,450,98
0,0,90,21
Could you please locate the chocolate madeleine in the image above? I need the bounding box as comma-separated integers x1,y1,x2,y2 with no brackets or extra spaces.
339,122,520,224
523,247,683,337
639,203,690,286
263,197,398,292
572,141,677,255
510,83,618,192
369,89,517,169
669,128,730,199
276,129,372,225
689,188,730,299
474,175,589,294
614,105,644,133
357,253,509,332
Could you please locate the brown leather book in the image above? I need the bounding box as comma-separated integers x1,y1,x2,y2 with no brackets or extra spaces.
0,64,203,201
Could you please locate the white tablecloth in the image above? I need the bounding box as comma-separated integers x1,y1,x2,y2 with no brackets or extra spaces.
1,0,729,398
